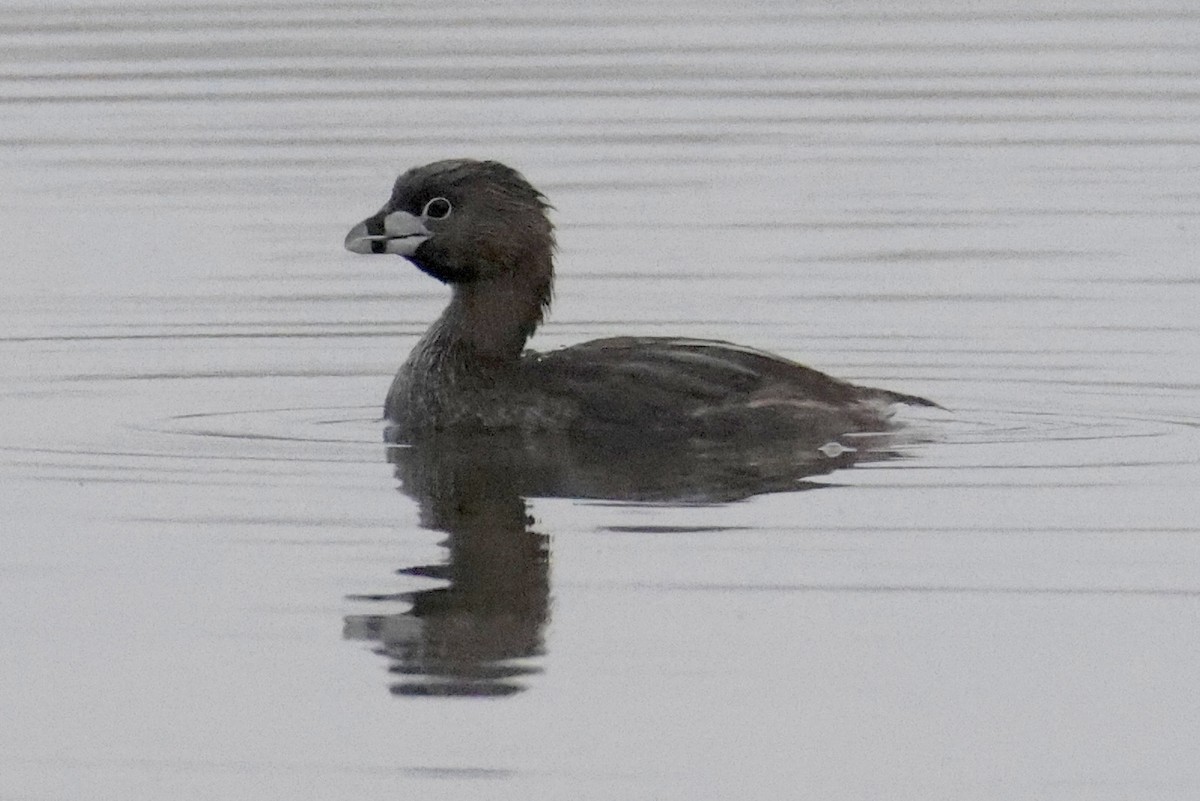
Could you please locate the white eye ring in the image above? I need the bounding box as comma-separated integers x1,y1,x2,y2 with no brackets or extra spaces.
422,197,453,220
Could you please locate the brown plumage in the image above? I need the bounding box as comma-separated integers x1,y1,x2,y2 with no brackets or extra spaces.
345,159,937,443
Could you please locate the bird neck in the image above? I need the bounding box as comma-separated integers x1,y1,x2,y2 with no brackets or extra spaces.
429,266,552,366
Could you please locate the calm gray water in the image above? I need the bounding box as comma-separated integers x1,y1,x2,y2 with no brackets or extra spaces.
3,2,1200,799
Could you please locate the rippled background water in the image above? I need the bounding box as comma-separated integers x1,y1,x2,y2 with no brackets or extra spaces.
3,2,1200,799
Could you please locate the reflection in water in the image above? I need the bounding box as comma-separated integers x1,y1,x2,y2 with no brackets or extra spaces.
344,437,550,698
344,427,910,696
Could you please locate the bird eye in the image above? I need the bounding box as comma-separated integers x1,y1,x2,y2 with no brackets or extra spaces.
422,197,452,220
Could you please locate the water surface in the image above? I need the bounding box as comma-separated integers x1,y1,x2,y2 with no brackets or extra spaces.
3,2,1200,799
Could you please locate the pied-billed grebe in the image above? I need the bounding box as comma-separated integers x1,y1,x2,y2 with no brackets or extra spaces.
345,159,936,442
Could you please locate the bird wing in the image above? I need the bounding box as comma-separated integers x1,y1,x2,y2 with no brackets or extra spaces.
524,337,932,438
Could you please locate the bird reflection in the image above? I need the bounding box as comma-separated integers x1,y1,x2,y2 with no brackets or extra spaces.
344,434,550,697
344,428,910,696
